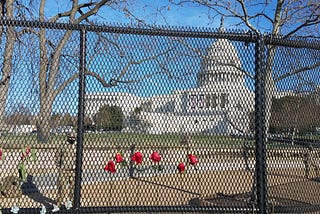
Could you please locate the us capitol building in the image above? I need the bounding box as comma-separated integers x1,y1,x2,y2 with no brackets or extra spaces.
85,37,254,135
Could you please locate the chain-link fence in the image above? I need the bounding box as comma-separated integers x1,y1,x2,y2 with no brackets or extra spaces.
0,19,319,213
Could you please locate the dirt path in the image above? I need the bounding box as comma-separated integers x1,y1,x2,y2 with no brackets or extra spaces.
1,147,319,212
2,168,317,209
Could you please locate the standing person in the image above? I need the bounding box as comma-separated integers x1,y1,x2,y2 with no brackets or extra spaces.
242,140,251,171
52,131,77,212
180,133,192,146
303,144,319,179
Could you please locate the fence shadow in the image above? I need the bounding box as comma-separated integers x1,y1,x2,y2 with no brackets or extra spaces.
21,175,56,207
132,177,201,197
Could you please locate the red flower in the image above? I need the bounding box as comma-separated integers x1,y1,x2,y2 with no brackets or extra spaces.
21,147,31,160
177,162,185,173
25,147,31,156
188,154,198,165
131,151,143,165
104,161,116,173
0,148,2,160
115,153,124,163
21,152,26,160
150,152,161,163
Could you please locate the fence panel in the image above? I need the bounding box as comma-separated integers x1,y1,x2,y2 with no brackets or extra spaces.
0,21,80,212
82,28,257,212
0,19,319,213
265,41,320,213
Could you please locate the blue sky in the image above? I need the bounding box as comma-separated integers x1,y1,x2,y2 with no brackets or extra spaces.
42,1,245,29
40,0,318,35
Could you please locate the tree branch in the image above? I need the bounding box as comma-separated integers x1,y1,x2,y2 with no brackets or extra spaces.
271,0,284,35
109,48,173,86
223,110,249,135
236,0,259,34
55,48,173,94
284,15,320,38
248,13,274,24
275,61,320,82
55,0,111,25
53,72,76,98
109,71,164,86
222,63,254,79
76,0,111,23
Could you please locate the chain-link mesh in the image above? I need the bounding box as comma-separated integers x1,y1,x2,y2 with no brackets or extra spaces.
0,19,319,213
81,27,256,212
266,39,320,213
0,22,80,214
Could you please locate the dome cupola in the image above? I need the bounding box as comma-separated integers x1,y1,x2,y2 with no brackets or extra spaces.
197,18,243,87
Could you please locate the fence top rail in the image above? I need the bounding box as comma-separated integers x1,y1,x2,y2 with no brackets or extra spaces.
264,34,320,50
1,18,319,49
0,18,257,42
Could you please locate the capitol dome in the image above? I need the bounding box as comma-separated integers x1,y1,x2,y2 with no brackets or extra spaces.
197,38,243,87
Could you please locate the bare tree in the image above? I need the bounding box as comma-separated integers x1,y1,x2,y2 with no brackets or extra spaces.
0,0,138,142
166,0,320,132
0,0,15,131
1,0,183,143
5,103,32,125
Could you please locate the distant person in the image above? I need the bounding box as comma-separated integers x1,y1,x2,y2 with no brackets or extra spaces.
180,134,192,146
242,140,250,171
52,131,77,212
303,144,319,179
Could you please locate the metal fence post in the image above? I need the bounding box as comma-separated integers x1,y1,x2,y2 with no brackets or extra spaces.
74,28,86,211
254,34,268,214
129,144,136,178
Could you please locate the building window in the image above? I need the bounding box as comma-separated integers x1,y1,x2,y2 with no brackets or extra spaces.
189,95,197,109
211,94,218,108
206,94,218,109
221,93,228,109
206,94,211,109
189,94,206,109
198,94,205,108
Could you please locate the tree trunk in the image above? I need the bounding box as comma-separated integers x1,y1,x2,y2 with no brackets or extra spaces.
0,0,15,128
263,0,283,134
36,22,74,142
264,46,277,134
37,95,55,143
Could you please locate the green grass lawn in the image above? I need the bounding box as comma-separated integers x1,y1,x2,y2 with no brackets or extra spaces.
83,132,247,148
0,133,64,148
0,132,245,148
2,131,318,149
